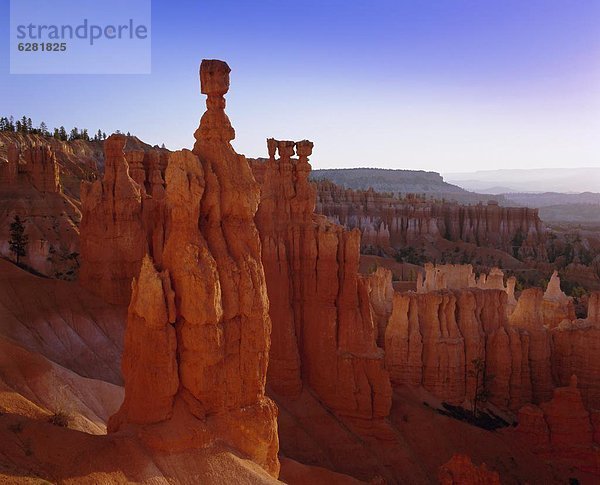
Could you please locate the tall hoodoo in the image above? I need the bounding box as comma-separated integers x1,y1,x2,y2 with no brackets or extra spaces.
251,138,392,423
107,59,279,477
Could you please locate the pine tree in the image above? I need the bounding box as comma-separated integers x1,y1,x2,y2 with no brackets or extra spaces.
9,215,28,265
102,132,107,140
96,129,102,141
69,127,79,141
21,116,28,133
15,120,22,132
0,117,6,131
81,128,89,141
126,131,131,137
26,117,33,132
59,126,67,141
8,116,15,131
39,122,48,136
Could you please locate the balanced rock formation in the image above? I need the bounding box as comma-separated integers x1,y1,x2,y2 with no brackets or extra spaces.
316,180,547,260
91,60,280,476
251,139,392,423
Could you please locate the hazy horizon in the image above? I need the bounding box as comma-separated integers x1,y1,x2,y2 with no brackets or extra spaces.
1,0,599,173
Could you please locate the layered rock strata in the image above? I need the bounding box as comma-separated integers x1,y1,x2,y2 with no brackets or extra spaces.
316,180,547,260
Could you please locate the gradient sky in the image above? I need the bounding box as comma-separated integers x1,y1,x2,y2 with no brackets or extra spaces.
1,0,599,173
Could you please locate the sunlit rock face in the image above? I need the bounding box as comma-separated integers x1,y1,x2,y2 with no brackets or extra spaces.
80,59,279,477
251,139,392,422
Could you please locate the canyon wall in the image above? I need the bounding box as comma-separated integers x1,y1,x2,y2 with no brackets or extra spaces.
316,180,547,260
381,262,600,413
384,286,534,411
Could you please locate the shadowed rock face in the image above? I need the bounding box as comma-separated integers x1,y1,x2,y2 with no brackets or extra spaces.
250,140,392,423
79,60,279,477
516,375,600,458
438,454,501,485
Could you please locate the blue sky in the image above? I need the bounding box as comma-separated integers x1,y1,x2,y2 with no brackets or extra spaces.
1,0,599,172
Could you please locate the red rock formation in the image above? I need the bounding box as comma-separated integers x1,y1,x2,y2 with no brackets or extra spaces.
0,142,61,193
541,375,593,448
366,267,394,347
541,270,576,327
79,134,146,305
382,269,600,416
316,180,547,260
508,288,555,404
517,376,595,452
438,454,500,485
416,264,516,310
0,140,81,277
99,60,279,476
515,404,550,447
551,299,600,410
0,142,19,184
383,286,537,411
21,144,61,193
251,139,392,423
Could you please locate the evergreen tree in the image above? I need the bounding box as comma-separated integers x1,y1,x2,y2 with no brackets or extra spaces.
26,117,33,132
81,128,89,141
69,127,79,141
39,121,48,136
0,117,6,131
102,132,107,140
468,358,494,416
21,116,28,133
53,128,60,139
96,129,102,141
9,215,28,265
8,116,15,131
126,131,131,137
161,143,166,149
15,120,22,132
59,126,67,140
